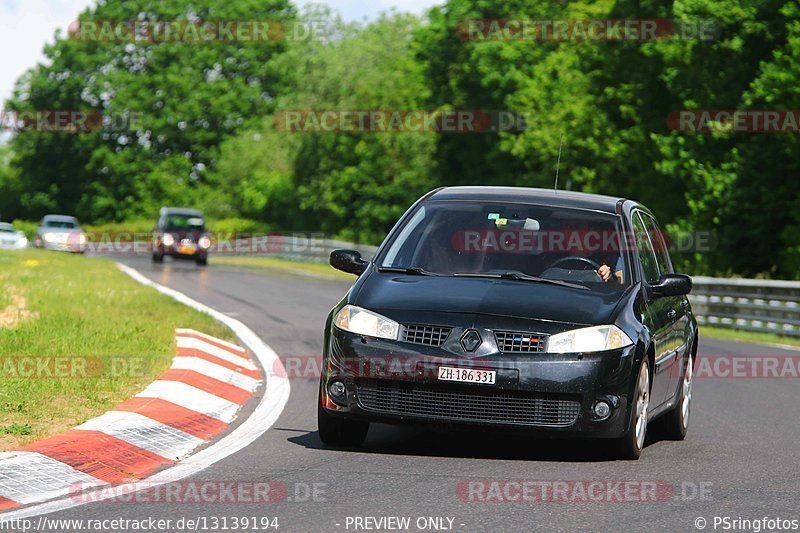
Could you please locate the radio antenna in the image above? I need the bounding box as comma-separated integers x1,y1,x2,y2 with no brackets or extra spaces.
554,132,564,193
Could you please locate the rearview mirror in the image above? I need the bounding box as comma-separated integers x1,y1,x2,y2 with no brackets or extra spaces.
330,249,368,276
651,273,692,297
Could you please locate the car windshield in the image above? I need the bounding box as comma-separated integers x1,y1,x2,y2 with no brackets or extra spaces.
379,201,629,292
0,224,15,233
44,220,77,229
165,214,204,231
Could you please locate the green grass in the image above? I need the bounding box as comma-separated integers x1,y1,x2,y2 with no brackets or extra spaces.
212,255,356,281
0,249,234,450
1,424,32,436
701,325,800,348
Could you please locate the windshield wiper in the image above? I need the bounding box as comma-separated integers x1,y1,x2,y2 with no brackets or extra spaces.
453,271,588,290
499,272,589,290
378,266,441,276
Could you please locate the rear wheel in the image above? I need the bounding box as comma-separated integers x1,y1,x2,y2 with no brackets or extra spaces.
152,253,164,263
317,391,369,447
618,361,650,460
196,256,208,266
660,353,693,440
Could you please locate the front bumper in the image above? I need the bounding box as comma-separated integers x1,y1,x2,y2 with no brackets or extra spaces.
158,244,208,259
42,241,84,253
321,327,640,438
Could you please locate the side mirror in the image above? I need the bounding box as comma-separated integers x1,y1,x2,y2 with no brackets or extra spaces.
330,249,368,276
651,273,692,297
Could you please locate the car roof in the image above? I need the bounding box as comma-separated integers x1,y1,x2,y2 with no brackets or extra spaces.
426,186,626,214
0,222,14,230
42,214,79,222
160,207,204,217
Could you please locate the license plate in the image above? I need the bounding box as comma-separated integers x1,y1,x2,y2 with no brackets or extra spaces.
438,366,496,385
178,245,196,255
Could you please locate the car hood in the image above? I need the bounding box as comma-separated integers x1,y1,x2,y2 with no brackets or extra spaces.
353,272,624,327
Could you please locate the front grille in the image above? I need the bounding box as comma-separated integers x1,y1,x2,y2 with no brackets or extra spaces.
356,380,580,427
401,324,452,347
494,331,546,353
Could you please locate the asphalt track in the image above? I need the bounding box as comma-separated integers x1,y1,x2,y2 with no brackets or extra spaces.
28,255,800,532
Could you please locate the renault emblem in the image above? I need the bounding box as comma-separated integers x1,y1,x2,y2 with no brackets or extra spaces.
460,329,482,352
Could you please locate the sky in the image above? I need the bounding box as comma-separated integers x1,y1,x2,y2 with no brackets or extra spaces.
0,0,442,106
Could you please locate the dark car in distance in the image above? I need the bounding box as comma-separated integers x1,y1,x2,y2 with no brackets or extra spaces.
319,186,697,459
152,207,211,266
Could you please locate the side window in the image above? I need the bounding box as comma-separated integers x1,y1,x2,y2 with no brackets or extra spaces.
640,213,672,276
632,212,659,283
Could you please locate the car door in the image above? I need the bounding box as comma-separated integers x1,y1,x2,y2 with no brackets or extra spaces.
631,211,674,408
639,212,689,403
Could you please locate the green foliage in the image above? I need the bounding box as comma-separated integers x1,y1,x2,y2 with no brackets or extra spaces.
1,424,32,436
257,9,437,243
3,0,800,276
5,0,295,222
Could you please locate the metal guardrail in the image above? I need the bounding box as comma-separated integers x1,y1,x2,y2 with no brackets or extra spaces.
689,277,800,337
235,236,800,337
226,235,378,263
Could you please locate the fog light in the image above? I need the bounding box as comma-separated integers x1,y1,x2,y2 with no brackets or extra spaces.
593,400,611,420
328,380,346,399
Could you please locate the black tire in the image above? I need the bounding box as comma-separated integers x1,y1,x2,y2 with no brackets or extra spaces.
618,360,651,460
317,392,369,447
152,253,164,263
660,353,693,440
196,256,208,266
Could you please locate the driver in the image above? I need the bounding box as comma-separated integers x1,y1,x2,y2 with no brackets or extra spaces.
560,218,624,284
598,257,624,284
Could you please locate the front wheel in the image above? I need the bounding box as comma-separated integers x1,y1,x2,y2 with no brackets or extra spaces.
152,253,164,263
196,256,208,266
317,393,369,447
618,360,650,460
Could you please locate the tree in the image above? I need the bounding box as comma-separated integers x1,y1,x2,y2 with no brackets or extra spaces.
6,0,295,222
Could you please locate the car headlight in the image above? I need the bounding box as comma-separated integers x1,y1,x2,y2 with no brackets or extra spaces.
162,234,175,247
78,233,87,245
198,236,211,249
546,325,633,354
43,232,56,243
334,305,400,340
18,235,28,247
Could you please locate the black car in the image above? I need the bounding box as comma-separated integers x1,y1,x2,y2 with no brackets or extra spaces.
152,207,211,265
319,186,697,459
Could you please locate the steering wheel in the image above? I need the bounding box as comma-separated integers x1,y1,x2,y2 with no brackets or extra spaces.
547,256,603,282
549,256,601,270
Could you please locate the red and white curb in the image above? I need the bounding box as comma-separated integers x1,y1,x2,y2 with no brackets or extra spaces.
0,329,259,510
0,264,290,518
